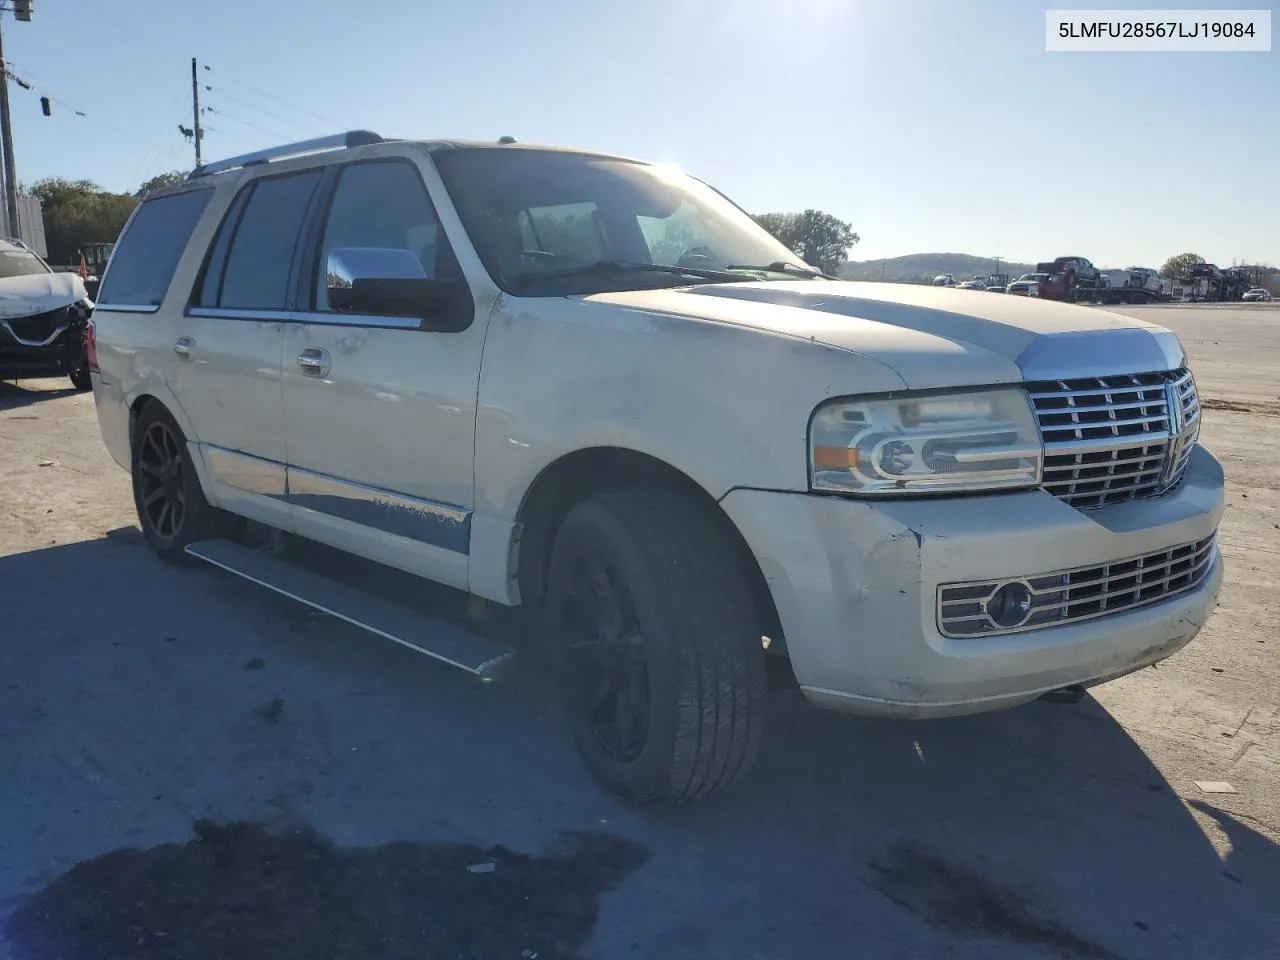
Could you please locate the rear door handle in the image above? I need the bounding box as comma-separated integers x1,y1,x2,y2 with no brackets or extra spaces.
173,336,194,359
297,347,330,377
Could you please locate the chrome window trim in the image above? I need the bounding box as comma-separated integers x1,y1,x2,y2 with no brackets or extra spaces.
184,306,423,330
91,303,161,314
188,307,293,322
292,310,423,330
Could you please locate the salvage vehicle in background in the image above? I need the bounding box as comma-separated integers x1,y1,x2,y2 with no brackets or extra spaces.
1242,287,1272,302
1006,273,1046,296
86,131,1225,805
1038,256,1103,289
0,238,95,390
75,242,115,300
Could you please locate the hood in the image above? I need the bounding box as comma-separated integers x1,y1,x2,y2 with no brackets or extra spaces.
0,272,88,320
585,280,1185,389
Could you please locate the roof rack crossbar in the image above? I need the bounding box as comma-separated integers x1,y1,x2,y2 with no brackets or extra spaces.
187,130,384,180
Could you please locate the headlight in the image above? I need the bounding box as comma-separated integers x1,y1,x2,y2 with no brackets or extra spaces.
809,388,1042,495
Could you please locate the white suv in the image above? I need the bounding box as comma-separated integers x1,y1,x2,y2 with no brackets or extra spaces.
88,132,1225,804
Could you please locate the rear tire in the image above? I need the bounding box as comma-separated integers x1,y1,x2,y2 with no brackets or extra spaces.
546,490,766,805
131,402,240,565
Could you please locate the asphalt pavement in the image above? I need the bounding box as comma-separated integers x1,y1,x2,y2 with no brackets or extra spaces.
1,303,1277,960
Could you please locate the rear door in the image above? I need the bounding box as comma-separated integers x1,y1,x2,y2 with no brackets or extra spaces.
88,188,216,471
280,155,486,591
175,168,323,528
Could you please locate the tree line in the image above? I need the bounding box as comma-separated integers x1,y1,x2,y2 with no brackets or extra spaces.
27,175,1272,295
25,171,187,267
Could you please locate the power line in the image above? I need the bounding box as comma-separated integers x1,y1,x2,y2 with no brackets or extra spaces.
202,84,325,137
202,105,289,141
127,87,191,190
143,138,188,182
202,125,256,149
203,64,340,130
3,62,86,117
1,59,137,140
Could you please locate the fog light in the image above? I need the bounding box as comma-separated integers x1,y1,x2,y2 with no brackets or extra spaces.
985,581,1033,628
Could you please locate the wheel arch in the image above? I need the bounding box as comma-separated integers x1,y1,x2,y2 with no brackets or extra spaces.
126,392,220,509
513,446,784,646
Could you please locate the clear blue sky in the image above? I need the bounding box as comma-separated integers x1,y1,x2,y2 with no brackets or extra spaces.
6,0,1277,267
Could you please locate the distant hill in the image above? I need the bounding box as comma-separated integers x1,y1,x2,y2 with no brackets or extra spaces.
839,254,1036,284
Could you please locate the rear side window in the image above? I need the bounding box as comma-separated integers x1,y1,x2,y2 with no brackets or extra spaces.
96,189,212,307
197,170,321,311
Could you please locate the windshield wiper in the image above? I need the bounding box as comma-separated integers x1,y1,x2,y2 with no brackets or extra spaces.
724,261,832,279
514,260,746,288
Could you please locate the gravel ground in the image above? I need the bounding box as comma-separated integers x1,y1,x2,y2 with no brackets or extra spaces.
1,303,1277,960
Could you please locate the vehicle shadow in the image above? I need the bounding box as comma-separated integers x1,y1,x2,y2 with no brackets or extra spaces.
1,532,1276,960
0,380,77,411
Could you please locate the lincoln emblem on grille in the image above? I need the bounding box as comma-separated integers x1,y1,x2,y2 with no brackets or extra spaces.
1160,378,1188,489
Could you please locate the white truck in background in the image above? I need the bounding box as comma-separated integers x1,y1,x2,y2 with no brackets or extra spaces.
1100,267,1168,300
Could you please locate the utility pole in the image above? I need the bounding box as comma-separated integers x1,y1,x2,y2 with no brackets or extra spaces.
0,13,20,239
190,57,203,167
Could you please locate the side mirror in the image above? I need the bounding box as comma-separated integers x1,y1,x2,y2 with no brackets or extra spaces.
325,247,471,330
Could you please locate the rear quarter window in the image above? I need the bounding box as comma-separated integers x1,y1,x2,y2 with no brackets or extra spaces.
96,188,213,309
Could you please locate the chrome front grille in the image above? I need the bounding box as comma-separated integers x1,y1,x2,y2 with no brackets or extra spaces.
1027,368,1200,509
937,535,1217,638
0,308,69,347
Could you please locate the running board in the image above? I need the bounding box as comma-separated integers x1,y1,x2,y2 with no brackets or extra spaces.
184,539,516,680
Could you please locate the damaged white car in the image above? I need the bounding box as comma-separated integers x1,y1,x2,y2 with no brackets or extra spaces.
87,133,1225,805
0,238,95,390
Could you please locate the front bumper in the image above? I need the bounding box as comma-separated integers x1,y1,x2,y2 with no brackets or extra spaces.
0,309,84,378
722,444,1225,718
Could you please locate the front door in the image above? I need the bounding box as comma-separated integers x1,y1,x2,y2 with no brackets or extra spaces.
175,166,324,529
281,155,487,591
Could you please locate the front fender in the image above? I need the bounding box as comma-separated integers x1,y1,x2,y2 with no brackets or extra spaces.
473,296,907,521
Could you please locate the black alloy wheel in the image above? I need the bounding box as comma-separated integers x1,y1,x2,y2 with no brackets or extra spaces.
546,491,766,805
130,403,240,563
561,549,651,764
136,419,187,541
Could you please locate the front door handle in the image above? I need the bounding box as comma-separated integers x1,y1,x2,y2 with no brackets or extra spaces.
173,336,194,359
296,347,330,377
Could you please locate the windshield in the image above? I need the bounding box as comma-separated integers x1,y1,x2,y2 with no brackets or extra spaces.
432,148,813,295
0,247,52,280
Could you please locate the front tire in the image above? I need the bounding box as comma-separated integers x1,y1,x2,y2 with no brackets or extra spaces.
130,403,238,564
546,490,766,805
68,362,92,391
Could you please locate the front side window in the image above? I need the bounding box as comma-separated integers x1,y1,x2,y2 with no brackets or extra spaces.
97,189,212,307
198,170,321,311
433,148,816,295
313,159,464,314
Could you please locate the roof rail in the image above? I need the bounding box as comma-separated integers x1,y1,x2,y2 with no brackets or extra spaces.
187,130,384,180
